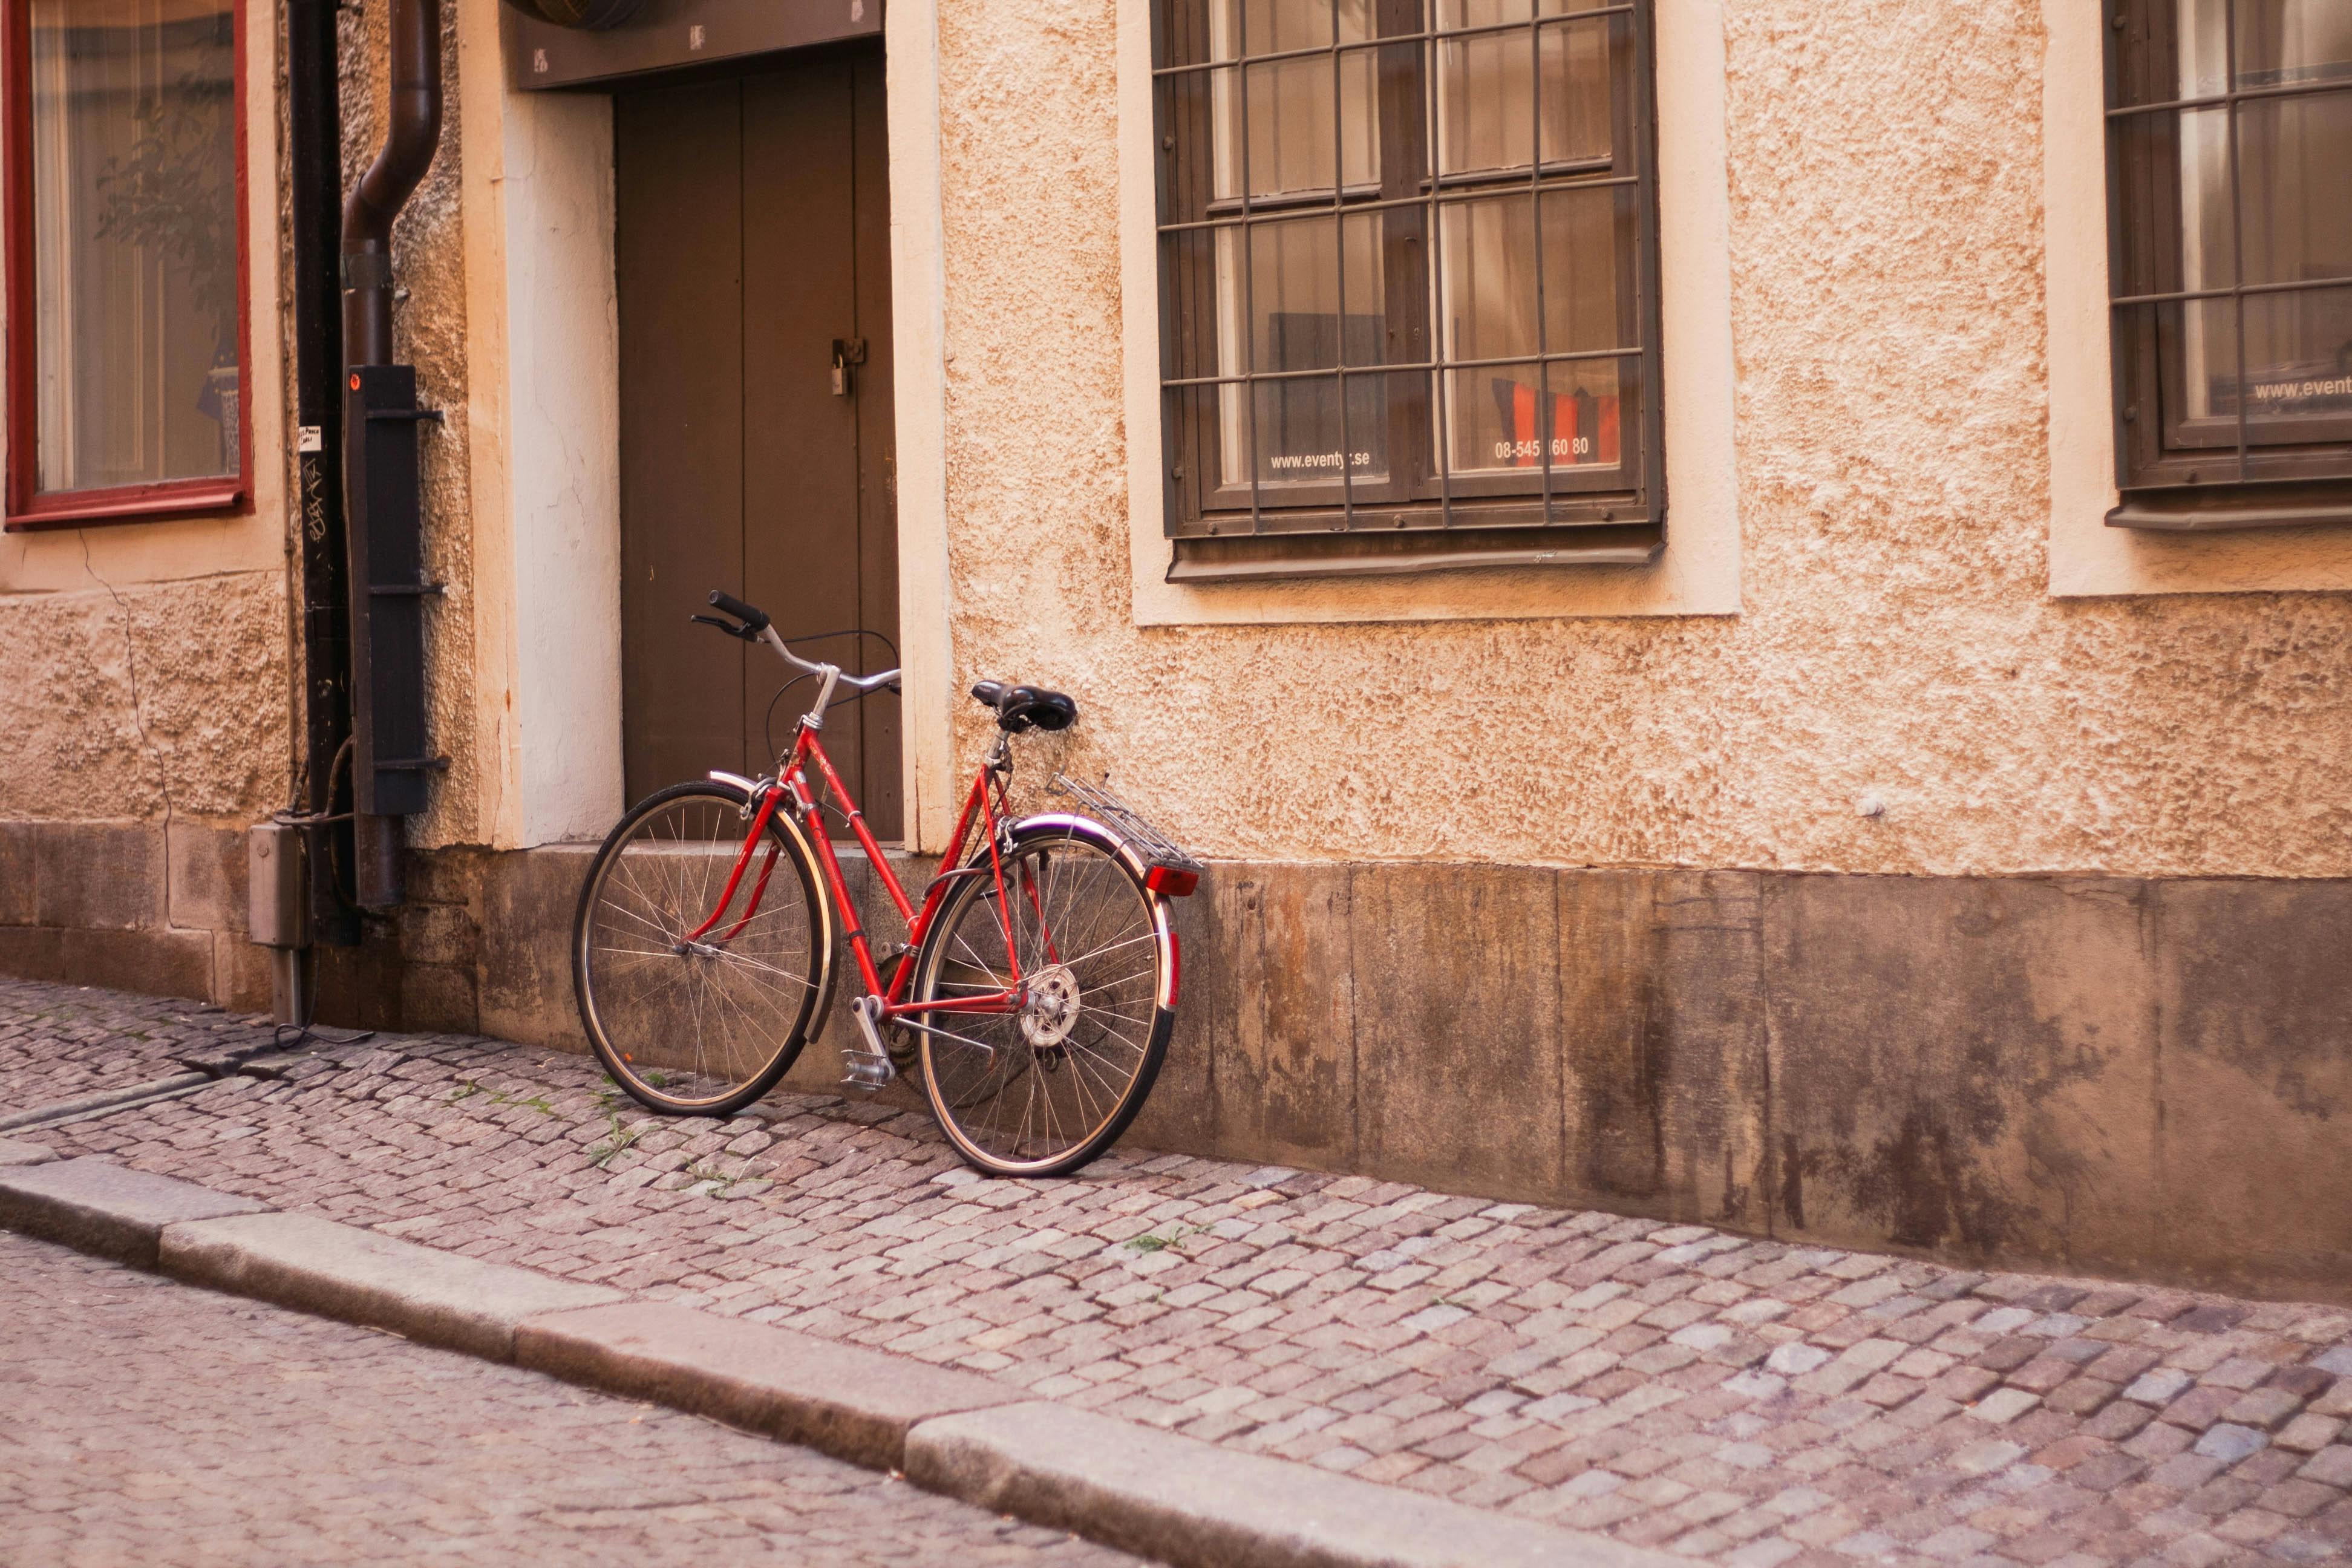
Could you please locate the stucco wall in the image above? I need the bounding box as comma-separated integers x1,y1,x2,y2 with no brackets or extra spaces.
0,573,284,823
930,0,2352,881
0,0,295,838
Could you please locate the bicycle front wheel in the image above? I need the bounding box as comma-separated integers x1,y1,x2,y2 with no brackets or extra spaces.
572,781,833,1117
911,819,1174,1177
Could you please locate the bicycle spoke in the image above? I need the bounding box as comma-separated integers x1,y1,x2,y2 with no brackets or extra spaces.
916,833,1167,1176
578,788,825,1112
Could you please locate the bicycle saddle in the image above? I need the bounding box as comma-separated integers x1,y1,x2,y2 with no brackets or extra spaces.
970,681,1078,733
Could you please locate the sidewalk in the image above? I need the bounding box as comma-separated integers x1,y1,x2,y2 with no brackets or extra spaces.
6,976,2351,1567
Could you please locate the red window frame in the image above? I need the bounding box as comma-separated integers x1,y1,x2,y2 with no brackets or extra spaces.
1,0,252,531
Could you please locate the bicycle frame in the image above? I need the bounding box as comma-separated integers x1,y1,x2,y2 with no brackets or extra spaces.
690,718,1031,1026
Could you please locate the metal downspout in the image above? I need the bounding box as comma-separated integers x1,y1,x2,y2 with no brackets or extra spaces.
287,0,358,948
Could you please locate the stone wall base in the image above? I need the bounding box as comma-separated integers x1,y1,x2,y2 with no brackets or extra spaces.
0,820,272,1011
8,829,2349,1303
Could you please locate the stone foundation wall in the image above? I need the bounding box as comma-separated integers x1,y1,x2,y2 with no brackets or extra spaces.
0,821,272,1011
1145,864,2352,1306
17,837,2345,1302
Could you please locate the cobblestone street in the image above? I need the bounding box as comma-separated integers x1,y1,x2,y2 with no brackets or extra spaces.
7,977,2352,1566
0,1229,1137,1567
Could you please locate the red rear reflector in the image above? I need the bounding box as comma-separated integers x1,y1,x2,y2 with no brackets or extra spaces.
1144,865,1198,897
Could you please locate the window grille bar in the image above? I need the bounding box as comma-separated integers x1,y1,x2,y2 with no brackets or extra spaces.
1237,0,1261,536
1331,0,1353,534
1165,347,1644,390
2103,75,2352,119
1190,158,1625,221
1151,5,1637,78
2226,0,2247,480
2112,274,2352,307
1530,0,1553,521
1165,173,1638,234
1423,12,1453,529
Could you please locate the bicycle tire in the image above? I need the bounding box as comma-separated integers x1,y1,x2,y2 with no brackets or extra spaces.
572,780,834,1117
910,816,1174,1177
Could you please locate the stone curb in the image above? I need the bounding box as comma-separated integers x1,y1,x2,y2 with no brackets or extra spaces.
0,1135,57,1167
906,1401,1681,1568
0,1074,213,1133
0,1156,269,1267
163,1210,628,1361
515,1300,1022,1472
0,1158,1676,1568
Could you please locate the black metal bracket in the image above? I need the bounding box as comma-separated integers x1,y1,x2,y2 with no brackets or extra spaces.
375,756,452,773
344,364,438,817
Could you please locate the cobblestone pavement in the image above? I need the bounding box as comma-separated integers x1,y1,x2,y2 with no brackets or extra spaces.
0,980,265,1111
0,1229,1139,1567
9,978,2352,1567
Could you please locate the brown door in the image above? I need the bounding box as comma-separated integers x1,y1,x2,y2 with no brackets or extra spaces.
616,41,900,840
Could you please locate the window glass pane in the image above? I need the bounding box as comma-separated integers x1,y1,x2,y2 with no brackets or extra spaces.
2168,2,2351,433
1217,213,1388,486
2175,105,2235,294
2239,285,2352,422
1211,0,1377,199
1437,186,1622,474
30,0,240,495
1436,5,1611,175
2176,296,2239,426
2234,0,2352,88
2235,91,2352,289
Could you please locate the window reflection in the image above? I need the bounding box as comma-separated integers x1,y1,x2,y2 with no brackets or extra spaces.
1211,0,1378,200
1217,214,1388,486
2175,0,2352,432
1197,0,1634,494
1435,1,1612,175
30,0,240,495
1439,188,1622,474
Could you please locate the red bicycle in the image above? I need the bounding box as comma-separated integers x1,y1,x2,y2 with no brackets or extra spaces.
572,590,1200,1177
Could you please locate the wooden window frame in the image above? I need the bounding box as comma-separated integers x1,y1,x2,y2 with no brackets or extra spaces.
1,0,253,531
1152,0,1665,580
2105,0,2352,532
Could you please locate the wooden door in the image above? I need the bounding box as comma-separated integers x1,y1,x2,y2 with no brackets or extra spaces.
616,41,900,840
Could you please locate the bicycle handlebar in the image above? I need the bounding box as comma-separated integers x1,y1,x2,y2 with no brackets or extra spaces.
699,589,900,697
707,590,769,633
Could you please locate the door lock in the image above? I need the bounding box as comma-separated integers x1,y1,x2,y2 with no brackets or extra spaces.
831,337,867,396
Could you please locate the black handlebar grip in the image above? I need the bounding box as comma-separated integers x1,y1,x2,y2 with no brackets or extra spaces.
707,590,771,633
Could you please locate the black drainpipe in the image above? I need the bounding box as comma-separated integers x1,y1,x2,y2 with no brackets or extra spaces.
287,0,358,946
341,0,445,908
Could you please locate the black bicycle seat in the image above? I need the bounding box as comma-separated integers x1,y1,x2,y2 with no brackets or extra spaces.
969,681,1077,733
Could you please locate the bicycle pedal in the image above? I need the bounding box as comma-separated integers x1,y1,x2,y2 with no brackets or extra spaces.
841,1050,896,1093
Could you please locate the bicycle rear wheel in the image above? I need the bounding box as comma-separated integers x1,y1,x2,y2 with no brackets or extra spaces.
572,780,833,1117
910,818,1174,1177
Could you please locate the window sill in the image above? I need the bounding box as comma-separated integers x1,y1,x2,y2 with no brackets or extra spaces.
2106,482,2352,534
1167,523,1664,581
5,479,248,532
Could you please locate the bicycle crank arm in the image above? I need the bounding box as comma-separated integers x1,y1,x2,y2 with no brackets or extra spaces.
842,995,898,1093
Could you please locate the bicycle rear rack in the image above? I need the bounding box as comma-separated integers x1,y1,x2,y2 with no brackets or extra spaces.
1047,773,1204,897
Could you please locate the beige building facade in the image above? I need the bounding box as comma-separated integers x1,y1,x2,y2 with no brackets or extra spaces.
4,0,2351,1299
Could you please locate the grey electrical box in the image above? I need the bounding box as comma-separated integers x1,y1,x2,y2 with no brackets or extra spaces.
507,0,880,92
249,820,309,950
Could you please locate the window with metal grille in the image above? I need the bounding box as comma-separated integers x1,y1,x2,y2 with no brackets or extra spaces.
1153,0,1664,580
2106,1,2352,531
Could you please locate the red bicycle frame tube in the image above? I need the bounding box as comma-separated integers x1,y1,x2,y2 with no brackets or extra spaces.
706,723,1031,1022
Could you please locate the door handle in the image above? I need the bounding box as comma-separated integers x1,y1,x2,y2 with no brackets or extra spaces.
831,337,867,397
